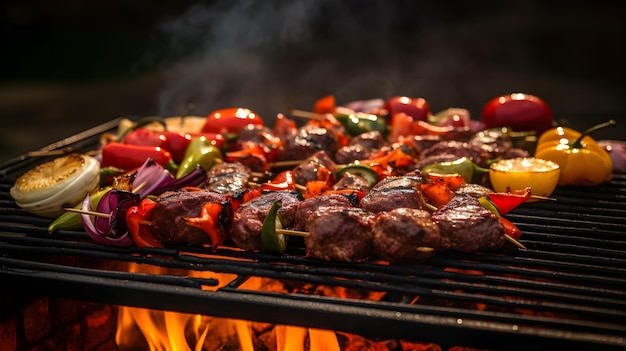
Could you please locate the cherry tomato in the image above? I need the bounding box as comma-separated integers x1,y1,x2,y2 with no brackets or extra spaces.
481,93,553,135
384,96,430,123
201,108,264,135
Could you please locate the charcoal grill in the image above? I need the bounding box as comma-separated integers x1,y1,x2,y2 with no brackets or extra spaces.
1,118,625,351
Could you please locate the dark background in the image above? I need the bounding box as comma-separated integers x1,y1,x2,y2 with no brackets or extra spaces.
1,0,625,163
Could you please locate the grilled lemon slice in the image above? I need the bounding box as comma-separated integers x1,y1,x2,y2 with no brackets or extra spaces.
10,153,100,218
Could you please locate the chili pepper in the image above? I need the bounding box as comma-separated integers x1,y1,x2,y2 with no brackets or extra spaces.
176,136,223,179
487,187,531,215
477,197,522,240
101,142,177,173
260,200,288,253
47,186,112,234
184,202,228,250
421,157,489,183
334,112,388,138
535,120,616,186
126,198,163,248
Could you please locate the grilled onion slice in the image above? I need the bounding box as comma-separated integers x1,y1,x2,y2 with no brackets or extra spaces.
10,153,100,218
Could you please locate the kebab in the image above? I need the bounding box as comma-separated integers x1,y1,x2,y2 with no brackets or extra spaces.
13,95,544,260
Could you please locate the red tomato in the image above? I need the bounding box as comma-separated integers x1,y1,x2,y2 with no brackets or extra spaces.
384,96,430,123
201,108,263,135
481,93,554,135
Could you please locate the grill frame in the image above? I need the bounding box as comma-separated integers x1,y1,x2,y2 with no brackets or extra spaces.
1,118,625,350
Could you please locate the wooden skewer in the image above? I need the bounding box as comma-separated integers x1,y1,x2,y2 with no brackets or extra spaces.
503,234,526,249
289,109,327,121
530,195,557,201
64,208,151,226
276,228,310,238
415,246,436,253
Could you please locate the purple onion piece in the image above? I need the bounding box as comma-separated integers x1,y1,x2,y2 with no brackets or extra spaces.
95,190,140,238
132,158,206,197
80,193,133,247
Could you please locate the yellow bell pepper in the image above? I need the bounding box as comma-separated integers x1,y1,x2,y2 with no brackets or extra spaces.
535,120,616,186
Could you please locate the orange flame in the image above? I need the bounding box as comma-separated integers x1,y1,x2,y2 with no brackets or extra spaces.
115,262,343,350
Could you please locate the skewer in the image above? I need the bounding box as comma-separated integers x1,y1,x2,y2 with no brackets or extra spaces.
503,234,526,249
27,146,74,157
64,208,151,226
530,195,557,201
289,109,327,121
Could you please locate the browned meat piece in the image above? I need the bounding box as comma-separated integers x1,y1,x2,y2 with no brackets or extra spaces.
454,183,494,198
202,162,251,194
150,190,232,245
431,194,505,252
292,150,337,186
230,191,301,251
332,172,372,193
360,175,428,213
372,208,442,263
294,193,354,230
305,207,377,263
335,144,371,164
420,140,491,167
235,124,280,149
349,130,386,150
279,124,340,161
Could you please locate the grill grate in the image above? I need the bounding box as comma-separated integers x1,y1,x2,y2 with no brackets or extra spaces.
1,119,625,350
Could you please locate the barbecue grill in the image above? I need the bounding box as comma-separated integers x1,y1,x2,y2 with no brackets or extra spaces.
1,118,625,351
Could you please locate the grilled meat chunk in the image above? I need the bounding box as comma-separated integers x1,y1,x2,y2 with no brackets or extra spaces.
454,183,494,198
294,193,354,230
360,175,428,213
332,172,372,193
230,191,301,251
292,151,337,186
150,190,232,245
373,208,442,263
280,124,340,161
431,194,505,252
202,162,251,194
305,207,376,263
335,144,371,164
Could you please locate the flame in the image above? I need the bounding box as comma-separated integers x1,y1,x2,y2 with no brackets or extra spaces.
115,262,344,350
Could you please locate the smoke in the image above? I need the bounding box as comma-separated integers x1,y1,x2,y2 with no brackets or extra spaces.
141,0,415,121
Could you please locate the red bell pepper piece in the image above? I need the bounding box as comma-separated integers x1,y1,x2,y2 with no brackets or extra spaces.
184,203,226,250
313,94,336,114
420,182,455,208
257,170,297,192
123,128,226,163
500,217,522,240
101,142,175,171
225,144,269,172
488,187,531,215
126,198,163,248
425,172,466,191
122,128,191,163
